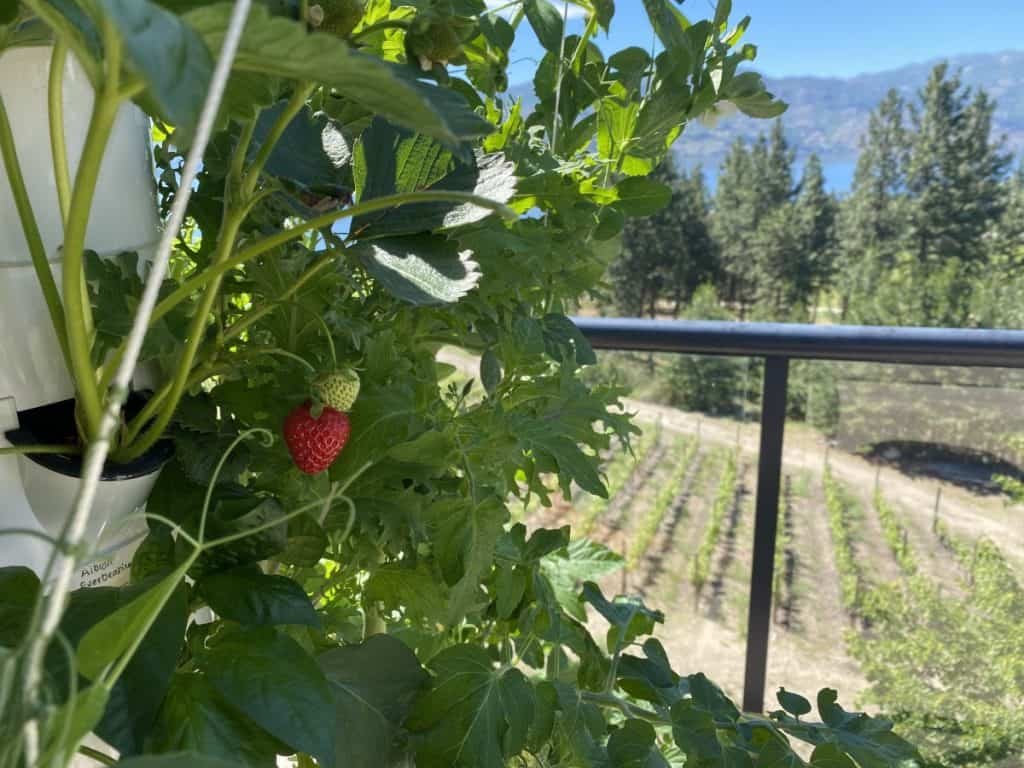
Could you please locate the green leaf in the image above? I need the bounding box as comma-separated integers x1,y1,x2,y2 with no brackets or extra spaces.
772,689,922,768
541,314,597,366
54,575,188,756
614,177,672,216
38,685,110,767
407,644,535,768
0,566,40,646
721,71,787,118
641,0,693,74
277,513,329,567
197,566,320,627
366,562,450,621
608,719,669,768
115,754,248,768
352,119,516,236
581,582,663,652
148,673,281,767
203,626,336,767
250,101,352,193
524,0,564,52
355,235,481,306
77,562,189,680
191,494,289,577
809,743,857,768
541,538,623,620
184,4,491,148
480,349,502,395
0,0,19,25
318,635,429,768
420,496,507,625
777,688,812,717
97,0,213,132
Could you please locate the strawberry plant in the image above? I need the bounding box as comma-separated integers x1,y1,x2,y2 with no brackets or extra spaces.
0,1,924,767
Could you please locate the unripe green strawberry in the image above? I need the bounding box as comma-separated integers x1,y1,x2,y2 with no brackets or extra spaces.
312,0,365,38
312,368,361,412
406,19,464,69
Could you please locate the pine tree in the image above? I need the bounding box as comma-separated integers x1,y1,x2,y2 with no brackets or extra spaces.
756,120,796,211
713,139,759,311
836,89,908,320
612,163,719,317
905,63,1011,269
667,168,718,314
795,154,838,313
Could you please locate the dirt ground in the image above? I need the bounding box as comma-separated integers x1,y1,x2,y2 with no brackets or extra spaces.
437,347,1024,710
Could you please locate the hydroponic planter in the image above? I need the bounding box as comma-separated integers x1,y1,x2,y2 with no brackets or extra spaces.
0,45,161,584
5,397,172,587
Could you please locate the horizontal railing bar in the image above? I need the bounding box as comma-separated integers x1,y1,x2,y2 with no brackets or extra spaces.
572,317,1024,368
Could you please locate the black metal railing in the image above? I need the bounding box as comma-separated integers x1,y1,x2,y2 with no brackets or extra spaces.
572,316,1024,712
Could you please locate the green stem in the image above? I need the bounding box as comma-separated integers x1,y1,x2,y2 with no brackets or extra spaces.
61,23,123,441
118,212,245,461
230,118,257,184
0,445,78,457
581,691,666,725
241,83,315,198
218,252,336,343
149,190,513,325
77,745,116,767
48,41,72,226
0,92,71,370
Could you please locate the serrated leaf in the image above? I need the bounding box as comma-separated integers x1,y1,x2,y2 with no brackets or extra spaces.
366,562,450,621
541,538,623,620
318,635,429,768
407,644,535,768
809,744,855,768
355,235,480,305
184,5,491,148
353,119,516,236
582,582,663,652
197,566,319,627
97,0,213,132
203,627,335,767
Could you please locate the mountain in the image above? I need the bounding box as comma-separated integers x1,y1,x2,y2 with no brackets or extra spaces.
674,50,1024,181
508,50,1024,191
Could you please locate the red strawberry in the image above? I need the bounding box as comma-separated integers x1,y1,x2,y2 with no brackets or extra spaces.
283,402,351,475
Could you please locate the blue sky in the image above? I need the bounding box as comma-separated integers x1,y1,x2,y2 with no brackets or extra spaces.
500,0,1024,84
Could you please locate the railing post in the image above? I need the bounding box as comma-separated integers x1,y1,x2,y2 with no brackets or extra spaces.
742,355,789,712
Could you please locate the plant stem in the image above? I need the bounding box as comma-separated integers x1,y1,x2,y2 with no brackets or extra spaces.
48,41,72,226
77,745,117,766
61,22,124,441
0,92,71,371
0,445,78,456
119,212,245,461
581,691,666,725
148,190,514,325
241,82,315,197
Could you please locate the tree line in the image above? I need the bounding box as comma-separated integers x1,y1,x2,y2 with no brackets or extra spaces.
610,62,1024,329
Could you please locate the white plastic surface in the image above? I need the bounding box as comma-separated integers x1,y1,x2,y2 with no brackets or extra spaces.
0,45,160,411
